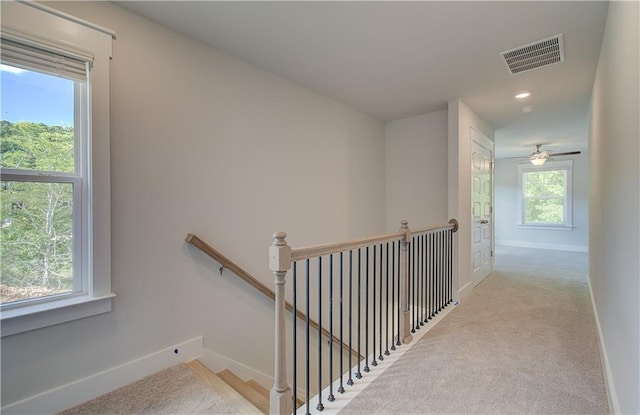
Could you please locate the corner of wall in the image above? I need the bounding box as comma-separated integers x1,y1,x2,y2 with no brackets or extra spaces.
447,99,495,298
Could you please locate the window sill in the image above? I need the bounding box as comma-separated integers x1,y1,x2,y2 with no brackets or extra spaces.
0,293,115,337
517,224,574,231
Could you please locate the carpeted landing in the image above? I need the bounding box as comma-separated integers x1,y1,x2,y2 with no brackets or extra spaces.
340,245,608,414
58,363,237,415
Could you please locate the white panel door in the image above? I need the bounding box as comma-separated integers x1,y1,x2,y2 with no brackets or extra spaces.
471,134,493,285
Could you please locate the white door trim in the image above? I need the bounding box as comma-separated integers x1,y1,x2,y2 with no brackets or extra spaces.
470,127,494,285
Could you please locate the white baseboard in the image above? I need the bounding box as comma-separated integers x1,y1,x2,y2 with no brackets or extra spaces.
587,279,620,414
458,281,473,300
1,336,203,415
199,348,274,390
496,240,588,253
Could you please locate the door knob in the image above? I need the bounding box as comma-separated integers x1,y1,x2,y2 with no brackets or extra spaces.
480,219,489,224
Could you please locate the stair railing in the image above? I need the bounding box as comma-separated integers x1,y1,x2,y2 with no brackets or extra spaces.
185,234,360,361
269,219,458,415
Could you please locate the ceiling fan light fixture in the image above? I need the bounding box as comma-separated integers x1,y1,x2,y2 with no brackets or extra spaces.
530,150,548,166
521,105,534,113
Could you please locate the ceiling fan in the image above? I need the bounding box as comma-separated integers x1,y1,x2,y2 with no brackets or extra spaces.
521,144,581,166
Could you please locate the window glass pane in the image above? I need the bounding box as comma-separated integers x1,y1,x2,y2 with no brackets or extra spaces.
524,198,564,224
524,170,565,197
0,64,75,173
1,181,74,304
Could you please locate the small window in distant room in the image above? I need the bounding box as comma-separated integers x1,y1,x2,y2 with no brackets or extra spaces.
517,160,573,228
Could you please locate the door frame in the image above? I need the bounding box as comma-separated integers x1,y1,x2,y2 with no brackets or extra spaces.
470,127,495,285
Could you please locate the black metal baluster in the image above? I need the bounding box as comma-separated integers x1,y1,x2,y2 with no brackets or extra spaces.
317,258,324,411
371,245,377,367
436,231,440,312
305,259,310,415
424,234,429,322
417,235,423,329
420,234,425,326
378,244,384,360
425,234,430,323
443,231,447,309
449,229,453,304
338,252,345,394
417,235,424,328
416,236,420,328
348,250,355,385
441,231,445,311
416,235,420,328
426,233,430,321
390,241,396,351
385,242,390,356
292,262,297,414
411,237,416,334
438,231,441,311
364,247,370,373
439,231,443,312
440,231,444,311
328,254,335,402
444,231,449,306
430,233,435,320
356,249,362,379
396,241,401,346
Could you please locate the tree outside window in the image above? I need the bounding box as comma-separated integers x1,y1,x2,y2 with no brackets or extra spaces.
1,66,78,304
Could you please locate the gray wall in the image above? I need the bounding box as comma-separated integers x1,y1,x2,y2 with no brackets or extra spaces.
588,1,639,413
385,110,449,232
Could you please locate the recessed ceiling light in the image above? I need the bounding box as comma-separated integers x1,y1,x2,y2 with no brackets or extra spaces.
521,105,534,113
515,91,531,99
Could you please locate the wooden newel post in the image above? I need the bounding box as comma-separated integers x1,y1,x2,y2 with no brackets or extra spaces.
399,220,413,344
269,231,293,415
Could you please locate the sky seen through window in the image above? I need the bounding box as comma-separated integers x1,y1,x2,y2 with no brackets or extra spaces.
1,64,74,126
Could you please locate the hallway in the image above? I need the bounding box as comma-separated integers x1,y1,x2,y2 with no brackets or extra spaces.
340,246,608,414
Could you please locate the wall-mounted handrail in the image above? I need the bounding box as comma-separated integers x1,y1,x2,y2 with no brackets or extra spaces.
187,234,275,300
185,233,358,360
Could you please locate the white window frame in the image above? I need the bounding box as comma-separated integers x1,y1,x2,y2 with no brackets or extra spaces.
0,1,115,337
517,160,573,230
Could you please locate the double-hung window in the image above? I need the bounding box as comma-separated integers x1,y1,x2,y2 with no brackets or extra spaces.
517,160,573,229
0,2,114,336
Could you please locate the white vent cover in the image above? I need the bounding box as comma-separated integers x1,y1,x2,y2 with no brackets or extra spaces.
500,34,564,75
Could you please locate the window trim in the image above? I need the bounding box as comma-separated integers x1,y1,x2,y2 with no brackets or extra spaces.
517,160,573,229
0,1,114,336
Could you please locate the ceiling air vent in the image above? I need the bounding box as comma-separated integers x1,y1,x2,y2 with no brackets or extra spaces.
500,34,564,75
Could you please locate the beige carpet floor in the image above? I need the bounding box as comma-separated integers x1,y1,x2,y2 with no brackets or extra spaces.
58,363,237,415
340,245,608,414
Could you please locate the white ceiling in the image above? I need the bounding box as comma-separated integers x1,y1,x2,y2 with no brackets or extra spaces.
116,1,608,158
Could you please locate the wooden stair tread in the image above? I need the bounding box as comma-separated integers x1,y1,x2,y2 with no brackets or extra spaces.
217,369,270,414
245,379,270,398
185,360,263,415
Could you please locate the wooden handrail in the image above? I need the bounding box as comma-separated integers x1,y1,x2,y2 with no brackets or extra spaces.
291,232,405,262
290,219,458,262
185,233,360,359
410,219,458,236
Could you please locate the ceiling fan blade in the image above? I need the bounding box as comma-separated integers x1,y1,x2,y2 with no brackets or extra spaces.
551,151,581,156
